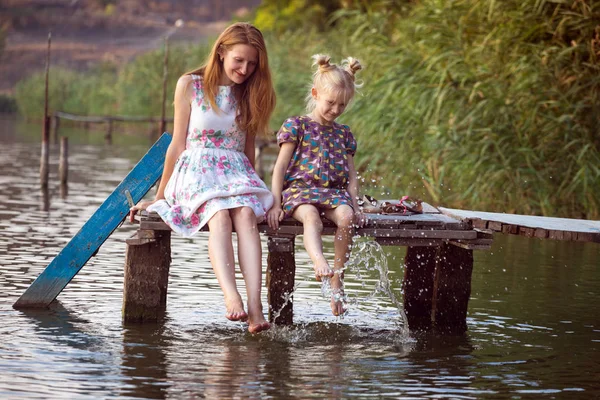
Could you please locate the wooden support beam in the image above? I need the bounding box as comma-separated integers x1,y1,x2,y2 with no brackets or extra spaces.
432,243,473,335
403,246,438,332
266,235,296,325
123,230,171,322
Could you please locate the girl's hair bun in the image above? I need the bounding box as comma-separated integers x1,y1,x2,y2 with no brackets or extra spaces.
343,57,362,77
312,54,333,72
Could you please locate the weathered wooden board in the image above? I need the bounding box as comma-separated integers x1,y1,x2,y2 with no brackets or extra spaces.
13,133,172,308
439,207,600,243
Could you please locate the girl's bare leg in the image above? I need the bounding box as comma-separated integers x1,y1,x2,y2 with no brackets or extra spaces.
323,205,355,316
292,204,334,281
208,210,247,322
230,206,270,333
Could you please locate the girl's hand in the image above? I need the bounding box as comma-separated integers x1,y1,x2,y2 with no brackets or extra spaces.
354,211,367,228
267,205,284,230
129,200,159,223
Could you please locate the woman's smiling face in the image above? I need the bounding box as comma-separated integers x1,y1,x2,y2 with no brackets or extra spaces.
219,44,258,86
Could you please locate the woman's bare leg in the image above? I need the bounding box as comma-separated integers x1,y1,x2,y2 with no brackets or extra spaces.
323,205,355,316
292,204,334,281
208,209,247,321
230,206,270,333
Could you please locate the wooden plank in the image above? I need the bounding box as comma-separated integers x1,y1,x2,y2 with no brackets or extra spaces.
488,221,502,231
375,238,443,247
358,229,477,240
501,224,519,235
13,133,172,308
439,207,600,244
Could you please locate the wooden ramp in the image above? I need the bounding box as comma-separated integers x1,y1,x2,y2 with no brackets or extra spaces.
439,207,600,243
13,133,172,309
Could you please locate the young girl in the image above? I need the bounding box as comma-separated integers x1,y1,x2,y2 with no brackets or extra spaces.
130,22,275,333
267,54,365,316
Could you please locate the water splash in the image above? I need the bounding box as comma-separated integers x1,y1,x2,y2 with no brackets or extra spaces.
330,238,410,337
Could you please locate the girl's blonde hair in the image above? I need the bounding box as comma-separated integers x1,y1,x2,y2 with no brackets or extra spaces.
306,54,363,112
187,22,276,137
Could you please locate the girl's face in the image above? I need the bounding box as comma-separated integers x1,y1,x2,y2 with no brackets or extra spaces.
311,87,350,125
219,44,258,86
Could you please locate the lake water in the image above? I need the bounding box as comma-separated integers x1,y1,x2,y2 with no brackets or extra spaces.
1,117,598,399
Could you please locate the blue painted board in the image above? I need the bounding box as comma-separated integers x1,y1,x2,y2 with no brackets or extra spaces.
13,133,172,308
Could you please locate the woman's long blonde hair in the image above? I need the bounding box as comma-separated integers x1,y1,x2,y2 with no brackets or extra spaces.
187,22,276,138
306,54,363,112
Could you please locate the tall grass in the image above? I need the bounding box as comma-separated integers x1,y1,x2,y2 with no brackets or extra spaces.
13,0,600,217
264,0,600,218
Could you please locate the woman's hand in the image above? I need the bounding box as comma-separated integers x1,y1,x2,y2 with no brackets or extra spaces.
266,205,284,230
129,200,159,223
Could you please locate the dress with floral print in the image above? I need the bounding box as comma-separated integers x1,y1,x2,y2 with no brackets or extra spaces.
276,115,357,218
147,74,273,237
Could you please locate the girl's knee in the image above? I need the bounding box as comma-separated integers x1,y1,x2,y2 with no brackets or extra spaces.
304,213,323,230
337,210,354,229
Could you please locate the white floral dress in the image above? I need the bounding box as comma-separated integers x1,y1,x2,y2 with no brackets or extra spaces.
147,74,273,237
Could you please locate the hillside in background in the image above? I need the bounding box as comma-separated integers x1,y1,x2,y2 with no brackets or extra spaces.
0,0,260,94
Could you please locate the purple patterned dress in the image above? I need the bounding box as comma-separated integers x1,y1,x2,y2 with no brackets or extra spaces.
277,115,357,218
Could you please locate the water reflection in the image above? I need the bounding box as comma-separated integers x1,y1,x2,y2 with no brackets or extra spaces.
121,322,171,399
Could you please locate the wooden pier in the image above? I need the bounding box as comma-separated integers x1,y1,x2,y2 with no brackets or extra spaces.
124,205,492,334
15,133,600,336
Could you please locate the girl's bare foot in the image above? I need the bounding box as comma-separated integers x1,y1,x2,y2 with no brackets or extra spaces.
248,319,271,334
313,260,334,282
330,289,347,316
330,276,347,316
224,295,248,322
247,301,270,333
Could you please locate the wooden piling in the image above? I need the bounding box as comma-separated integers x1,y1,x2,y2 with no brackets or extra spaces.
59,137,68,185
59,136,68,198
159,36,169,139
40,32,51,189
123,229,172,322
266,235,296,325
432,243,473,335
403,246,438,332
105,120,113,145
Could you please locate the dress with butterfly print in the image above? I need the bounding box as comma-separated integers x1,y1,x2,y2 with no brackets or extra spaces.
276,115,357,218
147,75,273,237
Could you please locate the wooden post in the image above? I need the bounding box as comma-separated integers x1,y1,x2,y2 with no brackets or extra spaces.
159,36,169,139
266,235,296,325
403,246,438,332
59,136,68,198
123,229,172,322
51,115,59,144
40,32,51,189
105,119,113,145
432,243,473,335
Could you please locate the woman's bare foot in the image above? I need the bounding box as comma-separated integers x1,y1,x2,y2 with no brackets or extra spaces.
224,295,248,322
313,260,334,282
